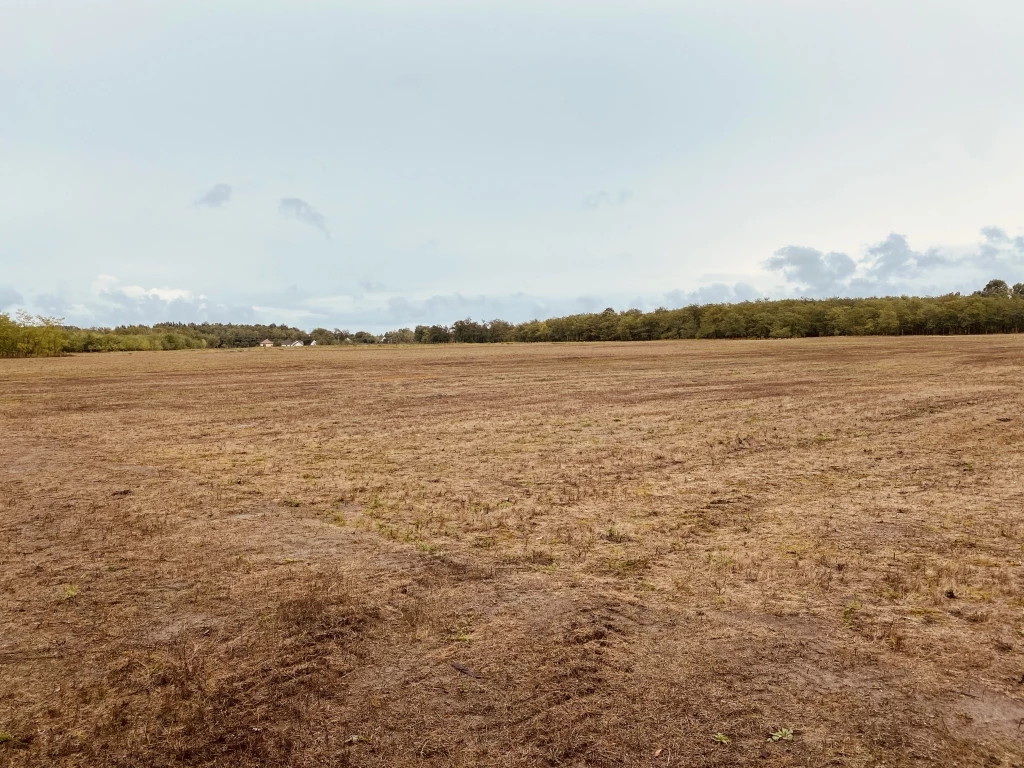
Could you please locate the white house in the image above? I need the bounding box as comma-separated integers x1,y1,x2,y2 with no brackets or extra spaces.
259,339,274,348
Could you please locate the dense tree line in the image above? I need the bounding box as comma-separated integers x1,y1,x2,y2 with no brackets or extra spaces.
424,281,1024,343
3,280,1024,357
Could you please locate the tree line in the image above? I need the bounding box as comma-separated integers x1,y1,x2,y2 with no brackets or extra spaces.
2,280,1023,357
418,280,1024,343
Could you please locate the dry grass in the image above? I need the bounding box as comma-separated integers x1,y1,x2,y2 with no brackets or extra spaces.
2,337,1024,767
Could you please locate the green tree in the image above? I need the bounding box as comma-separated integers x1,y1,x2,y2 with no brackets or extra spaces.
981,279,1011,298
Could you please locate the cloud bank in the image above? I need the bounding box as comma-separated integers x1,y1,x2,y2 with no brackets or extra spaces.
765,227,1024,297
6,227,1023,332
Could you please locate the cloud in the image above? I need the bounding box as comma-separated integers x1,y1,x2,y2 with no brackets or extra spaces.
976,225,1024,271
765,227,1024,297
10,225,1022,333
0,285,23,310
195,183,233,208
860,233,950,280
980,225,1010,244
582,189,633,210
278,197,330,239
763,246,856,295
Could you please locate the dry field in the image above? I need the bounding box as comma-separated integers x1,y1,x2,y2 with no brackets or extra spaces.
2,338,1024,767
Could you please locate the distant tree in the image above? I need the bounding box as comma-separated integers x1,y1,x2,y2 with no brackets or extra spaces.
487,319,514,342
452,319,486,343
382,328,415,344
351,331,379,344
310,328,337,345
413,325,451,343
981,279,1011,298
874,308,900,335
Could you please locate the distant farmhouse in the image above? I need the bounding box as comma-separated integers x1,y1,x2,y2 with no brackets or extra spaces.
259,339,314,348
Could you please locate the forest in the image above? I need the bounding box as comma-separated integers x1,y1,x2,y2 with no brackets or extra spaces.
2,280,1023,357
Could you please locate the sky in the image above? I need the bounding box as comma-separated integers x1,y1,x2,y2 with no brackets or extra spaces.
2,0,1023,331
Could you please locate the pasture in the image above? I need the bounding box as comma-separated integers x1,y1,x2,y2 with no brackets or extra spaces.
1,338,1023,766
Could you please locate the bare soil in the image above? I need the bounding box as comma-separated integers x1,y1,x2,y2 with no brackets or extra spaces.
2,338,1023,767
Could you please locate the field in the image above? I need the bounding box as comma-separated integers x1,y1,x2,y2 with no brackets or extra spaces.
2,338,1023,767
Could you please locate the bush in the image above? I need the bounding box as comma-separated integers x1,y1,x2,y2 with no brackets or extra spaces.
0,312,68,358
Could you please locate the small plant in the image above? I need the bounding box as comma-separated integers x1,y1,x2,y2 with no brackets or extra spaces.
605,526,629,543
283,498,302,508
331,512,346,526
768,727,794,742
712,732,730,745
842,600,861,627
0,731,13,745
61,584,79,601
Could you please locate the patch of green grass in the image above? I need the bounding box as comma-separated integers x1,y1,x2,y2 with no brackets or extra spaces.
768,727,794,742
605,526,630,543
61,584,79,601
603,555,650,576
712,732,731,745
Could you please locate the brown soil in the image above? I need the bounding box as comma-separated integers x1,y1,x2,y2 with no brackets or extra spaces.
2,337,1023,767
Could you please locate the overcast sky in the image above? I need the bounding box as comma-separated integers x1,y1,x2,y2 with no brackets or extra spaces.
2,0,1023,330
